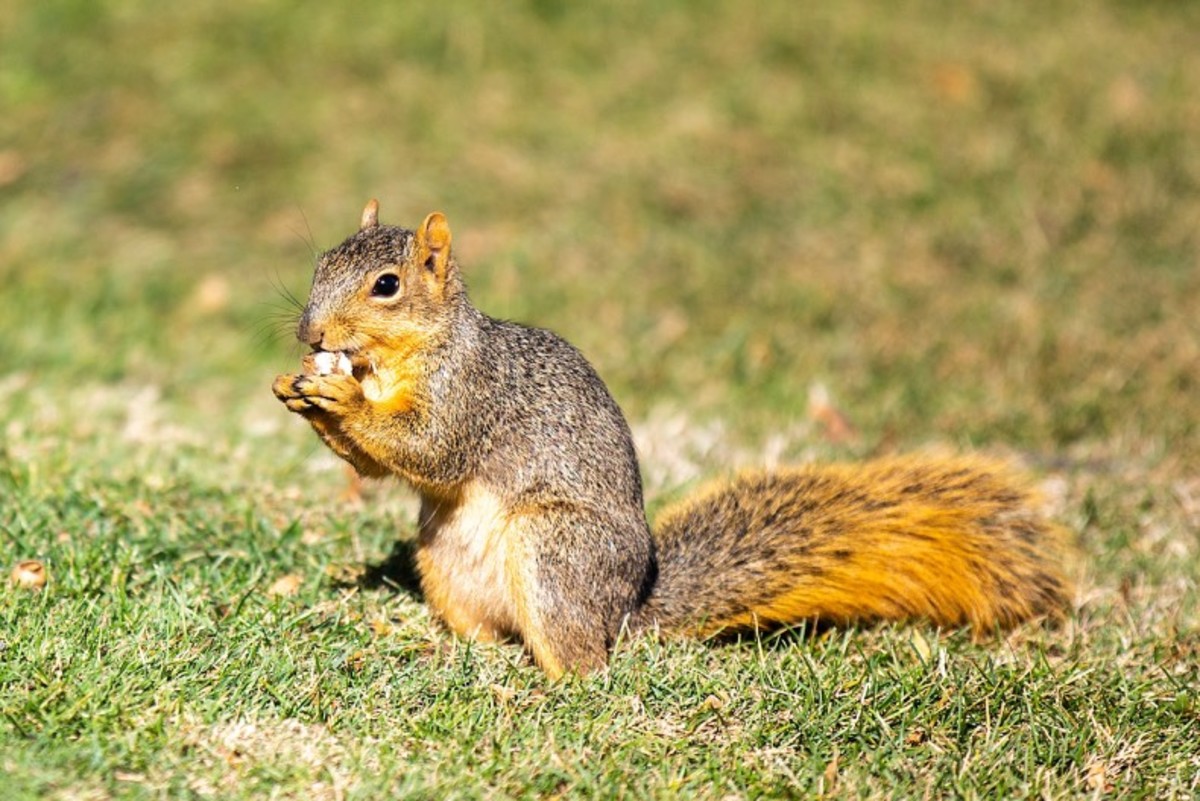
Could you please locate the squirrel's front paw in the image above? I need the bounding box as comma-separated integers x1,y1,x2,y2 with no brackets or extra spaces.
272,373,364,417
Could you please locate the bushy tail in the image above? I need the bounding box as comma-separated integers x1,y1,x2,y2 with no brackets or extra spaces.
633,456,1071,638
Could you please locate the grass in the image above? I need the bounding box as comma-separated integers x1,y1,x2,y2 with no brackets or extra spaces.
2,0,1198,797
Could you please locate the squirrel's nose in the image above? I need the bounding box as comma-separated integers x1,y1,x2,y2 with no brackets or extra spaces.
297,310,323,347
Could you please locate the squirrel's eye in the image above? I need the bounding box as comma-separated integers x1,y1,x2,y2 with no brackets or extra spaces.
371,274,400,298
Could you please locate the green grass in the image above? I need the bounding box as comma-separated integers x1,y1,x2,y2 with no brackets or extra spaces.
2,0,1198,797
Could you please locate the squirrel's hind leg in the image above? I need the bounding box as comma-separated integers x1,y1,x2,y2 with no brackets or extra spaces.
504,505,653,679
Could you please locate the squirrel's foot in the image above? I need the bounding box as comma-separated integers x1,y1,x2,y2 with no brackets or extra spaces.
272,372,365,417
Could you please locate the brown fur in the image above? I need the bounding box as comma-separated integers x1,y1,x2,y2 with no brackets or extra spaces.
273,202,1072,678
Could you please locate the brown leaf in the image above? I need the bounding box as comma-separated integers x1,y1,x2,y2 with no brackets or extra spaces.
1085,757,1112,793
11,560,47,590
490,683,517,704
266,574,303,597
0,150,27,187
808,383,859,445
930,63,978,105
821,748,839,796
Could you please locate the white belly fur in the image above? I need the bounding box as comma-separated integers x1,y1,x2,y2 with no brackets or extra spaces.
416,483,518,640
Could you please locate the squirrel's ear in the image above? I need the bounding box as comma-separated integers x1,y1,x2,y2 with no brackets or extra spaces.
417,211,453,282
418,211,451,252
360,199,380,231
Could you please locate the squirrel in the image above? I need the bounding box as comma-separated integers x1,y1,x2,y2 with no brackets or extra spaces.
272,200,1071,679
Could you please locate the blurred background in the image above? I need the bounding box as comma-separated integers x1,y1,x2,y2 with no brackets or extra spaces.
4,5,1199,793
1,0,1197,486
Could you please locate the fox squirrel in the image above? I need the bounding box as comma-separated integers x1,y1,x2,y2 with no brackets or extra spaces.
272,200,1071,678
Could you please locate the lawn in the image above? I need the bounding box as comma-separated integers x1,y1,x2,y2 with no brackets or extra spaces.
2,1,1198,797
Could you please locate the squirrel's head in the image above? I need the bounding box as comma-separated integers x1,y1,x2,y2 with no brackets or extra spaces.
297,200,462,373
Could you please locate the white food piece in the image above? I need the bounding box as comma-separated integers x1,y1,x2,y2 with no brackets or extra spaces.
313,351,337,375
312,351,354,376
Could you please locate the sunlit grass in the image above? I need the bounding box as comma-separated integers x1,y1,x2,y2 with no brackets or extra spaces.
2,0,1198,797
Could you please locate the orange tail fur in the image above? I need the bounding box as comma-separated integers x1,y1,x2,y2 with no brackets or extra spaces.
634,456,1071,637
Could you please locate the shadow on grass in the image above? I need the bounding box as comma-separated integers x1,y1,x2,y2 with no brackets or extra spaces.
706,619,837,652
339,539,424,598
